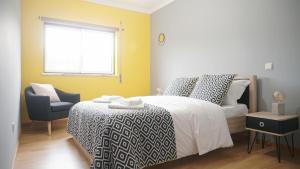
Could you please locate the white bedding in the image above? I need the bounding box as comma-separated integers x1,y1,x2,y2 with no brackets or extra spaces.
140,96,233,159
222,104,248,119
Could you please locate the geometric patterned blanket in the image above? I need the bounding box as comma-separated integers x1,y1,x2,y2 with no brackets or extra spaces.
67,102,177,169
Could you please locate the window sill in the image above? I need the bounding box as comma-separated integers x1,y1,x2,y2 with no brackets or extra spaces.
42,73,118,77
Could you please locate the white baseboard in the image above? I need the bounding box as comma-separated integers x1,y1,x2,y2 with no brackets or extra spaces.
11,134,20,169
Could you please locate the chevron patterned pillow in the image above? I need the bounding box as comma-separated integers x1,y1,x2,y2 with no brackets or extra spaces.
190,74,235,105
163,77,199,97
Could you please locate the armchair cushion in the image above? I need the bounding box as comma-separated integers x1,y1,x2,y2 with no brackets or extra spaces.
50,102,74,112
31,83,61,102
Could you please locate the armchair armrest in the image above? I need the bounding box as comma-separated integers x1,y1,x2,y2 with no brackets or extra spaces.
55,89,80,104
25,94,51,121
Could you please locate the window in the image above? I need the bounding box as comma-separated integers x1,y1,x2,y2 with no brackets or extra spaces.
44,22,116,75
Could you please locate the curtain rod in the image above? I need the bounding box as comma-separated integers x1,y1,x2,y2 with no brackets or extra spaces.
39,16,120,32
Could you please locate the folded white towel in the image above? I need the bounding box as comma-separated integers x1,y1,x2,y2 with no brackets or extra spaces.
117,98,143,106
102,95,123,100
93,98,111,103
93,95,123,103
108,102,145,109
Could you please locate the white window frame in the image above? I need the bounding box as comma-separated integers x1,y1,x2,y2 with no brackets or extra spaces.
41,17,118,76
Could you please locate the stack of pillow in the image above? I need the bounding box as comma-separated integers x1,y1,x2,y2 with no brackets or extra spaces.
163,74,250,106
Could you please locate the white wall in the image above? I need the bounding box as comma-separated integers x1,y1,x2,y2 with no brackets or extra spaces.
0,0,21,168
151,0,300,146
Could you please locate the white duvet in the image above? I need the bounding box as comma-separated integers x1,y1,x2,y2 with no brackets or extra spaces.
140,96,233,158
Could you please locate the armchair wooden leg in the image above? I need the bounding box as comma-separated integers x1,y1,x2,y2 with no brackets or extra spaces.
48,121,52,136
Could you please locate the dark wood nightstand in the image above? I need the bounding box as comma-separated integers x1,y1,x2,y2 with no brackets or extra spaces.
246,112,299,163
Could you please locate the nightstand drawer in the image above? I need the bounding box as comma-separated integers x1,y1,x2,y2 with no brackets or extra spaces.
246,116,299,134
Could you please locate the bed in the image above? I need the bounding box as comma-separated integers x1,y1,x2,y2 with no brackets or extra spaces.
67,75,257,169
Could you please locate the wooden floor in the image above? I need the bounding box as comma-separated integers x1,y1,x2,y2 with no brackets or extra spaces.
15,120,300,169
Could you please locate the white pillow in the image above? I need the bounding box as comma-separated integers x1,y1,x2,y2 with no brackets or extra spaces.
223,80,250,105
31,83,61,102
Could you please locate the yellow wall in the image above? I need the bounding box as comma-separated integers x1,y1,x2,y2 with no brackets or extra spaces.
21,0,150,122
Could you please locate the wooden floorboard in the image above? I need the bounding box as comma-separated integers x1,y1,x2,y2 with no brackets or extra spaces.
14,120,300,169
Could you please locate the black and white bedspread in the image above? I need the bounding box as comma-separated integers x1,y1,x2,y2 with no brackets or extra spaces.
67,101,177,169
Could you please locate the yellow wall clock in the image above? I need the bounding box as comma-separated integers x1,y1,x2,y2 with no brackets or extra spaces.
158,33,166,45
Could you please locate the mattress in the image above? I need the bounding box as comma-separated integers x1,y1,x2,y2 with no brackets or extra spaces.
222,104,248,118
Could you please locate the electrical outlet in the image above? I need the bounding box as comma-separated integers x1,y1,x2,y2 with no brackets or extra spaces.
265,62,273,70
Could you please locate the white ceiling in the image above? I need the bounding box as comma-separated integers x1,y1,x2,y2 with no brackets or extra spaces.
85,0,175,14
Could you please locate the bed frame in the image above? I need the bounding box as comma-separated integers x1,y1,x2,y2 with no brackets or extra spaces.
227,75,257,134
73,138,93,163
72,75,258,163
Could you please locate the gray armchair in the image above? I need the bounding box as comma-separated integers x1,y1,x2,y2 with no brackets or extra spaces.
25,86,80,135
